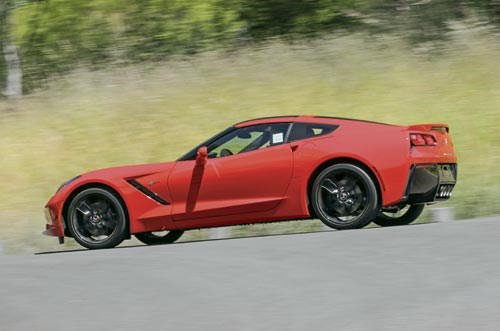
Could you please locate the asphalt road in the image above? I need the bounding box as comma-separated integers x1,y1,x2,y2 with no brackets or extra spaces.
1,216,500,331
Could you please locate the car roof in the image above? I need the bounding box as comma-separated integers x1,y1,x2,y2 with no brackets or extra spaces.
234,115,393,128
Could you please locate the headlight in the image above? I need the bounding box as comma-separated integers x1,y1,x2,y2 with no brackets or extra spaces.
56,175,81,193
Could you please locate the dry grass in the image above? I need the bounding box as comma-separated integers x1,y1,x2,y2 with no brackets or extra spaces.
1,32,499,253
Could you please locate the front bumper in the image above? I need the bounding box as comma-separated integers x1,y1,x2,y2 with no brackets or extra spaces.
43,199,65,240
403,163,457,204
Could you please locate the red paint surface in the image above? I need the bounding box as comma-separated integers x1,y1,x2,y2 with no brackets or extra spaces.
44,116,457,238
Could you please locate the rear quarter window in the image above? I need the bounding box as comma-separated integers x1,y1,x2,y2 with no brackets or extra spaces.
287,123,338,142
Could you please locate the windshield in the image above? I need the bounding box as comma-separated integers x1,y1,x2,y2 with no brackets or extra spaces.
206,123,290,158
177,127,235,161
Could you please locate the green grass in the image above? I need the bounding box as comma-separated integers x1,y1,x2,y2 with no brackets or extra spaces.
1,32,500,253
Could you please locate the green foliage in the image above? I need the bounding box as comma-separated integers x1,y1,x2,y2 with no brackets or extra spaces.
238,0,358,38
13,0,113,89
121,0,243,60
355,0,468,44
3,0,500,90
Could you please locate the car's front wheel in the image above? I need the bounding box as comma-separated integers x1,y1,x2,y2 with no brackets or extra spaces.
135,230,184,245
372,204,425,227
67,187,128,249
311,163,379,230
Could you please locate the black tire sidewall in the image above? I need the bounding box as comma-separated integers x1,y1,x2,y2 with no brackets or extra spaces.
135,230,184,245
67,188,128,249
311,163,379,230
372,204,425,227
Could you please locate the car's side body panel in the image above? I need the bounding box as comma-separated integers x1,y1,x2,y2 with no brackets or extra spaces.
168,143,293,222
45,162,178,236
291,122,410,206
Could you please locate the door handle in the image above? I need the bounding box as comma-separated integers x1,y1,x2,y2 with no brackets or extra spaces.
290,143,299,152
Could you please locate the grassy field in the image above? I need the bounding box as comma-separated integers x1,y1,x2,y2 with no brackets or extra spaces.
1,32,499,253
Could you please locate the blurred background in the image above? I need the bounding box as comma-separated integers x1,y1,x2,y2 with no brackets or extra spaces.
0,0,499,253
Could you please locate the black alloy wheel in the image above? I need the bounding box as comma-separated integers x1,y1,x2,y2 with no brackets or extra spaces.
135,230,184,245
311,164,379,230
67,188,127,249
372,204,425,227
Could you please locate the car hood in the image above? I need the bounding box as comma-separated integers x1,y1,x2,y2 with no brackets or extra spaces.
81,161,176,180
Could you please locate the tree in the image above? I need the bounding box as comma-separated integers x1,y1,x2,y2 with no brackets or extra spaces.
16,0,114,90
3,0,500,95
1,0,22,98
238,0,359,39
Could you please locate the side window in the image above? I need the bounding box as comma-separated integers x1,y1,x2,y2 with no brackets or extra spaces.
207,123,290,158
287,123,338,142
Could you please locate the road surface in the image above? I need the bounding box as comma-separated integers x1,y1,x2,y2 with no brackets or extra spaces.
1,216,500,331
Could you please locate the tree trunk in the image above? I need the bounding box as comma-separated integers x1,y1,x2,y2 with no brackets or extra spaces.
3,41,22,98
1,0,22,100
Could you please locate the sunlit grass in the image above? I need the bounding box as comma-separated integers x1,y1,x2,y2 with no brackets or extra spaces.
1,32,499,253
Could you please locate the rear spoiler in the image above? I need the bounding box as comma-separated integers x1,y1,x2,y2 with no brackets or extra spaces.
407,124,449,133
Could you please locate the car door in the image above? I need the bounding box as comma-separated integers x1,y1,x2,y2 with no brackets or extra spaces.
168,123,293,221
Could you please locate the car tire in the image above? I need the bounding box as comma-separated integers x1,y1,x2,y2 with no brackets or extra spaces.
67,187,128,249
135,230,184,245
372,204,425,227
311,163,379,230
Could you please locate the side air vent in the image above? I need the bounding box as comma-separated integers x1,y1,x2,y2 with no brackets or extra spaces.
127,180,170,205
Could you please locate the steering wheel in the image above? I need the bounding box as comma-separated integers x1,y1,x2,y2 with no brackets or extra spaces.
220,148,233,157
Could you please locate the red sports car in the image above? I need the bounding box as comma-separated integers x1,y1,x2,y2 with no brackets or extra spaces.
44,115,457,249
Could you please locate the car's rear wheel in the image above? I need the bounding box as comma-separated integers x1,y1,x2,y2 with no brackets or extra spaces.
135,230,184,245
311,164,379,230
372,204,425,227
67,188,127,249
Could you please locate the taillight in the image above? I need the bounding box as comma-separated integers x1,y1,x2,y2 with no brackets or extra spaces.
410,133,436,146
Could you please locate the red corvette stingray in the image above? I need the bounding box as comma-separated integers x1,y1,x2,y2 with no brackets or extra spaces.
44,115,457,249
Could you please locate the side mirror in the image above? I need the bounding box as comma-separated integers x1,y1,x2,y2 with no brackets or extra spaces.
196,146,208,166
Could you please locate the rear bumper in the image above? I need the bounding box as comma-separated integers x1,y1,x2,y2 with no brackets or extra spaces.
402,163,457,204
